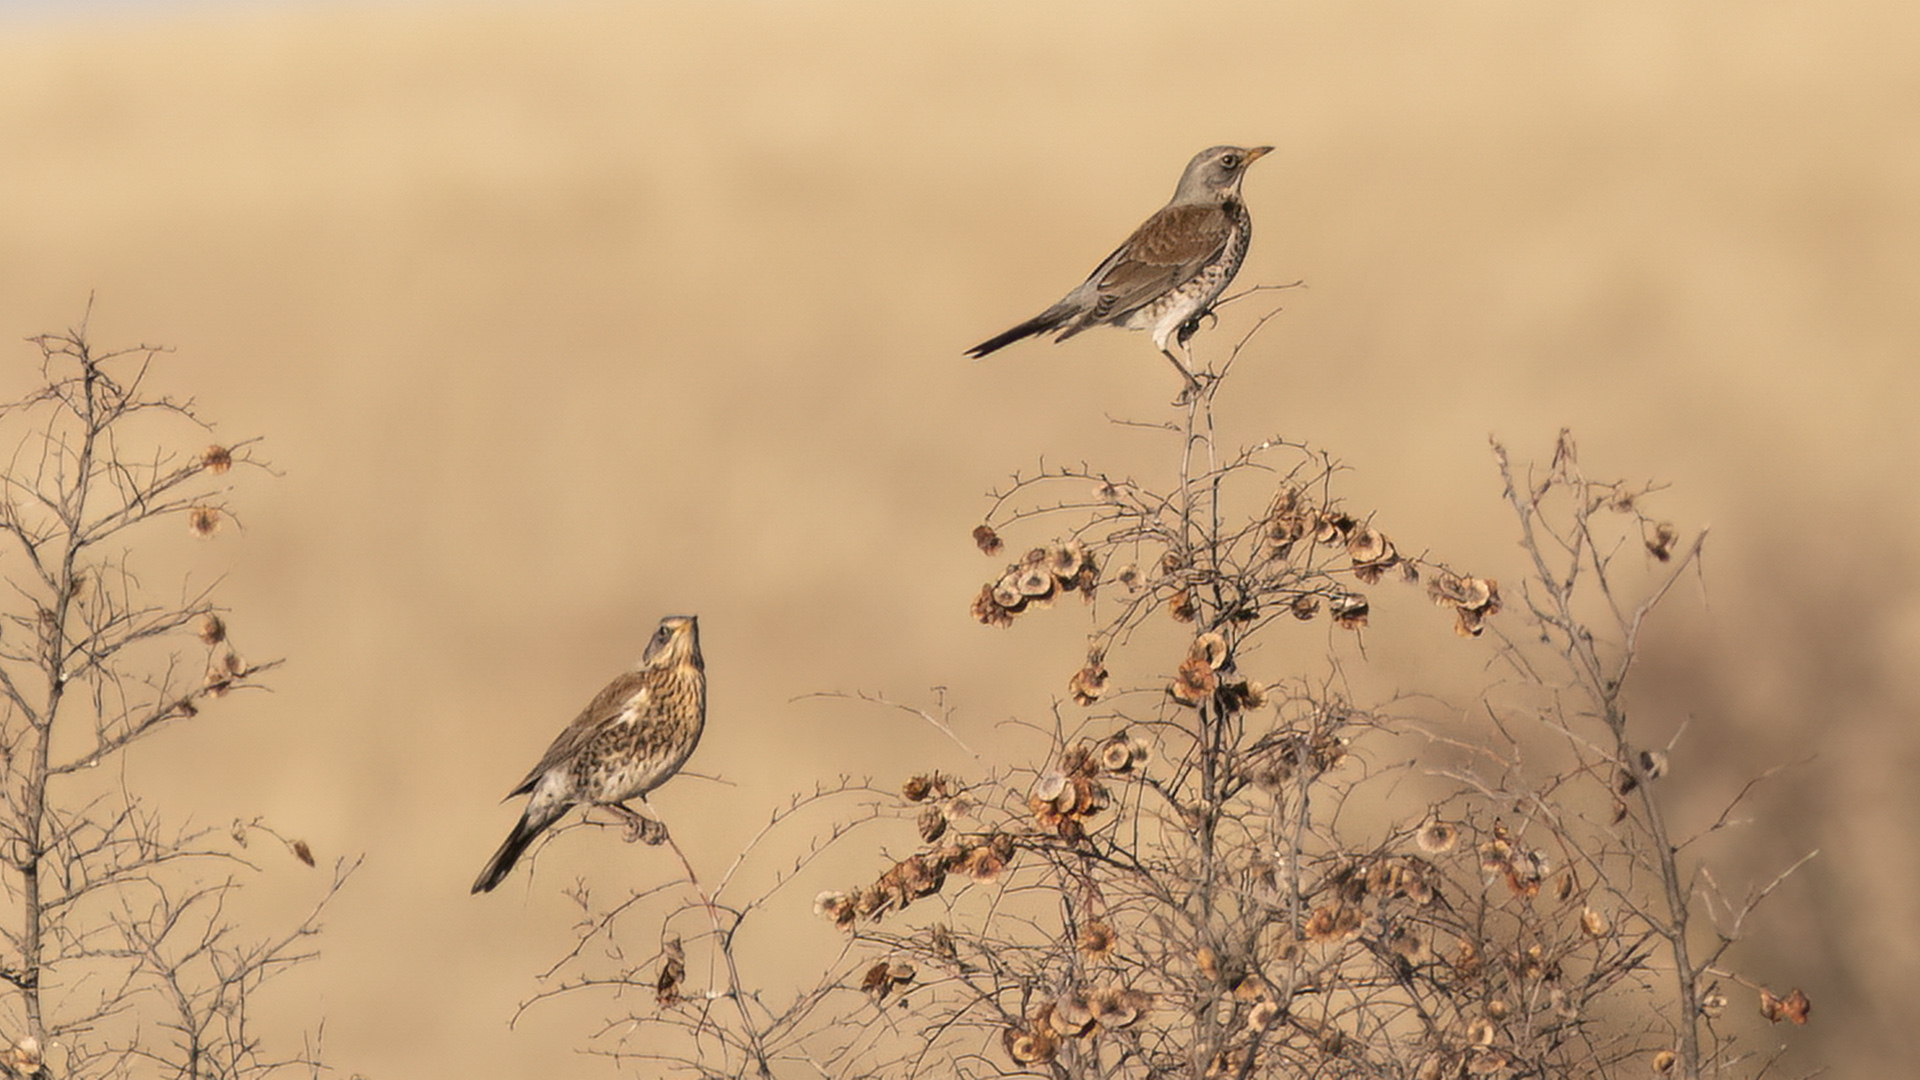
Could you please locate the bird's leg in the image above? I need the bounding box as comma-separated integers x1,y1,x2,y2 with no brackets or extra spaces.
609,801,669,846
1161,346,1211,406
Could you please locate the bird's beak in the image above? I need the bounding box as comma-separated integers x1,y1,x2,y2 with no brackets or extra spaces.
1244,146,1274,164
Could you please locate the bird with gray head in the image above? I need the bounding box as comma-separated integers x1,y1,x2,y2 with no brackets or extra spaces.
471,615,706,894
966,145,1273,403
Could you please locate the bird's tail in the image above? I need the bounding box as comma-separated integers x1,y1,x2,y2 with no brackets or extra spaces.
471,807,560,894
965,302,1078,359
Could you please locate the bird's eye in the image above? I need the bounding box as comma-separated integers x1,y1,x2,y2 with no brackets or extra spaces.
1221,155,1239,170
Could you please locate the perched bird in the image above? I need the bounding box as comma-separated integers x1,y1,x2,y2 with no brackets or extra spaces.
966,145,1272,401
471,615,706,894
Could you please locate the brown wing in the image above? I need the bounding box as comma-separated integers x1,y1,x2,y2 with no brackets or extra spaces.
507,669,652,796
1088,203,1233,321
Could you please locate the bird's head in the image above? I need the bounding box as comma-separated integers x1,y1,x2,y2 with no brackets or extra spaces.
1174,145,1272,202
641,615,703,671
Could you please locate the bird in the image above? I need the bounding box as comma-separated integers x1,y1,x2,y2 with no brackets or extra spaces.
965,145,1273,402
471,615,706,894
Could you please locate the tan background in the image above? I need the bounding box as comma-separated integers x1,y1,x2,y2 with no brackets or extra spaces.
0,0,1912,1075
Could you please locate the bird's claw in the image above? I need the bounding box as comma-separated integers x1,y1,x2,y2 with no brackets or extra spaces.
1171,371,1218,407
628,816,670,846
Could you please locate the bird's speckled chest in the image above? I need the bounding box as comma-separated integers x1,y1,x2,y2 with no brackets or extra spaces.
572,674,704,804
1126,199,1253,346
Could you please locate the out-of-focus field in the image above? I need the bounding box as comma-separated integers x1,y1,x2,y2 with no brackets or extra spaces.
0,0,1913,1075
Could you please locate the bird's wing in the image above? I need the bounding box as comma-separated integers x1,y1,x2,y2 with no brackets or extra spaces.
1087,203,1233,321
507,670,652,797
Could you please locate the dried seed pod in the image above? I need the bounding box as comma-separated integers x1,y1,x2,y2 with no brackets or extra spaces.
860,959,894,999
1079,919,1116,960
1046,541,1086,580
1758,986,1811,1025
1015,565,1055,600
916,805,948,843
1465,1016,1496,1046
1329,591,1369,630
1646,521,1679,561
1003,1026,1056,1065
188,506,222,538
813,890,855,928
1170,656,1217,706
1170,588,1198,622
972,523,1004,555
1069,661,1109,706
971,583,1017,628
1049,994,1096,1037
655,937,686,1005
1190,631,1229,670
961,845,1007,885
1415,819,1459,854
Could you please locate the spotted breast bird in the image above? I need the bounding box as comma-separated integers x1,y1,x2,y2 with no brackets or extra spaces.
965,145,1272,402
471,615,706,894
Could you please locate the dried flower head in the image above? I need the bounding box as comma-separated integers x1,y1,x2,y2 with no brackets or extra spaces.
1415,819,1460,854
1288,592,1321,620
1465,1049,1510,1075
1003,1027,1056,1066
1069,660,1110,706
1758,986,1812,1025
1639,748,1670,781
5,1035,40,1073
1347,522,1400,583
813,890,855,928
1246,999,1281,1032
1170,655,1217,706
1330,591,1369,630
200,445,234,474
1046,541,1086,580
902,773,935,802
1170,588,1198,623
971,583,1017,628
1304,903,1361,942
290,839,315,867
971,523,1004,555
1465,1016,1496,1046
1116,563,1143,591
187,505,222,538
1387,928,1430,964
1049,994,1096,1038
1189,630,1229,670
916,805,948,844
198,612,227,646
1088,987,1151,1029
1014,566,1057,604
1079,919,1117,960
961,844,1007,885
1646,521,1679,561
1266,485,1313,556
655,936,685,1005
1652,1049,1678,1074
1427,570,1502,636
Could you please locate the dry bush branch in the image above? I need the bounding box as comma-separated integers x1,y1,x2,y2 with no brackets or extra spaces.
0,315,352,1080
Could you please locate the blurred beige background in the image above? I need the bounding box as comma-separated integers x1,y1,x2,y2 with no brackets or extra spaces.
0,0,1913,1075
